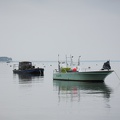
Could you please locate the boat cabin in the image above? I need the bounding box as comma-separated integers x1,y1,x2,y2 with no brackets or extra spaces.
19,61,35,70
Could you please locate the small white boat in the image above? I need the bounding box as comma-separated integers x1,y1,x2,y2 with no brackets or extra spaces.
53,55,113,82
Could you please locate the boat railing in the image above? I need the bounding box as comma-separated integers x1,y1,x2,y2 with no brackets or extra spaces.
13,64,19,70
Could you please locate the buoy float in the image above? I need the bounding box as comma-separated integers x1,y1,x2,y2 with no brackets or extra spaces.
72,68,77,72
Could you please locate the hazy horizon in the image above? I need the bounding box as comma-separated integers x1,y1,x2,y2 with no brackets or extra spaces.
0,0,120,61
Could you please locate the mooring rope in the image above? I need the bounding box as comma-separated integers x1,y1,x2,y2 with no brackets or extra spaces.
114,71,120,81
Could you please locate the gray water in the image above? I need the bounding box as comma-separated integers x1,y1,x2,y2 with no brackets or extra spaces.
0,61,120,120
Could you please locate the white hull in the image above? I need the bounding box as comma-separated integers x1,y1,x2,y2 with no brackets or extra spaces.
53,70,113,82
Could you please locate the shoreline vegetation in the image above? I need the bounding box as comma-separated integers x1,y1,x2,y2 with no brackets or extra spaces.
0,57,12,62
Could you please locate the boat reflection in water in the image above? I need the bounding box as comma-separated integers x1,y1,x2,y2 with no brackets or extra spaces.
53,80,113,102
13,73,44,84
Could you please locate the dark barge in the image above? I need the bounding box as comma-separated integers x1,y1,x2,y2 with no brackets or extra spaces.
13,61,44,76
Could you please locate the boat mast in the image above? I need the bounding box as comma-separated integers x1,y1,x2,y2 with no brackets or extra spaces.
66,55,73,68
78,56,81,66
70,55,73,67
58,54,60,72
66,55,68,68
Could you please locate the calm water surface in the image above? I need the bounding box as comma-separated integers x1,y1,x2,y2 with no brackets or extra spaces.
0,61,120,120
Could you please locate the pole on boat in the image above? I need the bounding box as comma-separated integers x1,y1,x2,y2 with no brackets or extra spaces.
66,55,73,67
66,55,68,68
58,54,60,72
78,56,81,66
70,55,73,67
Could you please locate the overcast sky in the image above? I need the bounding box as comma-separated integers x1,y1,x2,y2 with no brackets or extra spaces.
0,0,120,61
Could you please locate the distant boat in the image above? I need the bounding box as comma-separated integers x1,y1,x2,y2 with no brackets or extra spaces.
13,61,44,76
53,55,113,82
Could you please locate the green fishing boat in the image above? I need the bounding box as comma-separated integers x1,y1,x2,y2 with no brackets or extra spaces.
53,55,113,82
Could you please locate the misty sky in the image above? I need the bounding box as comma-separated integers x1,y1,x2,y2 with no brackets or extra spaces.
0,0,120,61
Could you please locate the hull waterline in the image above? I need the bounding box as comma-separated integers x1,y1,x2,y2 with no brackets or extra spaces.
13,68,44,76
53,70,113,82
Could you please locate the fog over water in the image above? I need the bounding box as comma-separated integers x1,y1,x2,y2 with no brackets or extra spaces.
0,0,120,61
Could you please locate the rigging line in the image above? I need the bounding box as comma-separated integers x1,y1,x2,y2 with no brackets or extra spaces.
112,71,120,92
114,71,120,81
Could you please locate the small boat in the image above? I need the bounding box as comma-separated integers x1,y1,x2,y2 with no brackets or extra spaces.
53,55,113,82
13,61,44,76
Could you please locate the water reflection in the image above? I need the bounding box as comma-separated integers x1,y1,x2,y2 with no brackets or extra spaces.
53,80,113,102
13,73,44,84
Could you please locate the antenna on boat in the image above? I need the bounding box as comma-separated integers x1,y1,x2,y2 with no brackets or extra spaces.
70,55,73,67
58,54,60,72
66,55,68,67
65,55,73,67
78,56,81,66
